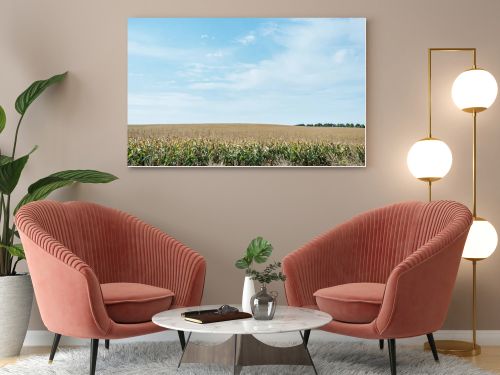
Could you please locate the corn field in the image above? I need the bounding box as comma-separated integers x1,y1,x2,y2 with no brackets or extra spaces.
128,137,365,167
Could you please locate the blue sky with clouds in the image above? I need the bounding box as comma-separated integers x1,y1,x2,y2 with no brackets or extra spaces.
128,18,366,125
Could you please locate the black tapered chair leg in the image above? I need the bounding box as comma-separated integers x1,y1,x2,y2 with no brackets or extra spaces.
90,339,99,375
303,329,311,347
388,339,396,375
379,339,384,350
177,330,186,350
426,333,439,362
48,333,62,363
105,339,110,350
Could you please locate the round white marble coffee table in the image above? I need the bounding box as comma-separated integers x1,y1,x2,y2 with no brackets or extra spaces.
153,305,332,374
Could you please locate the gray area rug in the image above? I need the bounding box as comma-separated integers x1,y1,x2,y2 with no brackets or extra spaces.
0,341,494,374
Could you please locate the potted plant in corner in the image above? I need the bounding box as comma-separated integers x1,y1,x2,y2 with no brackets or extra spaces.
0,72,117,358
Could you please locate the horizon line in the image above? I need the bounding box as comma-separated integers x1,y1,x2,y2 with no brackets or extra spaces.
128,122,367,126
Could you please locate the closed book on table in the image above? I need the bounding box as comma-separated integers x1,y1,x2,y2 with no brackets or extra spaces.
183,311,252,324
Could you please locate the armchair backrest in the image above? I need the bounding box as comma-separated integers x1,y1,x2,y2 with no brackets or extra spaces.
16,200,132,283
344,201,470,284
342,201,422,283
283,200,472,308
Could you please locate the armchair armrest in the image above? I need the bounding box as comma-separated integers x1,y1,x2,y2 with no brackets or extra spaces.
125,218,206,307
376,227,470,338
283,219,358,307
17,230,111,339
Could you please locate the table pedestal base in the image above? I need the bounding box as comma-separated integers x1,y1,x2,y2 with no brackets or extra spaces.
178,332,317,374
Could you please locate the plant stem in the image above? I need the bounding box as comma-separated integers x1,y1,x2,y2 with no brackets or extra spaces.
0,251,4,277
11,114,24,159
10,223,16,242
11,258,21,275
2,194,11,274
2,114,24,276
0,194,5,275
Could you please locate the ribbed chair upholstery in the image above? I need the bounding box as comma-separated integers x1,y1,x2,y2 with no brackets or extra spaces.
283,200,472,375
16,200,206,375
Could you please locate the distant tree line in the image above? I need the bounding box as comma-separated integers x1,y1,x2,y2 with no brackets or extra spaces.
296,123,365,128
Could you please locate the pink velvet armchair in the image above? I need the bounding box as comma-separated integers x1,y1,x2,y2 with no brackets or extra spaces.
16,200,206,375
283,200,472,375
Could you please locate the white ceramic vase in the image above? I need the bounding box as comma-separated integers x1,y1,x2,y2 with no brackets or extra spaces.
241,275,255,313
0,274,34,358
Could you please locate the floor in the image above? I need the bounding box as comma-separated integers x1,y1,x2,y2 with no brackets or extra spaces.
1,345,500,373
0,346,52,367
466,347,500,373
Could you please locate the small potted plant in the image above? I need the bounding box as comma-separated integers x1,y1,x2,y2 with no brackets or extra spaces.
235,237,286,319
248,261,286,320
235,237,272,313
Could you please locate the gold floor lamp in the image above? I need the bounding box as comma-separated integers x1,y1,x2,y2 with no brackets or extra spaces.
407,48,498,356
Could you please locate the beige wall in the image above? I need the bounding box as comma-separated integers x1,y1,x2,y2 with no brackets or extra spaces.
1,0,500,331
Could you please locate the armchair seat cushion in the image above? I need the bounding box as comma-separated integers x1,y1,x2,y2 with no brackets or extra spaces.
314,283,385,324
101,283,174,324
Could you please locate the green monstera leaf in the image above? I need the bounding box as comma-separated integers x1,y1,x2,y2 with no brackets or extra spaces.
246,236,273,263
235,237,274,271
15,72,67,115
235,257,251,269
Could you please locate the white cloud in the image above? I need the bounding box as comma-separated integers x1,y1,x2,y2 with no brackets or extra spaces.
333,49,348,63
129,39,234,69
128,41,193,62
190,20,364,93
128,92,209,124
206,50,224,58
201,34,209,39
260,22,279,37
128,87,363,125
238,34,256,45
129,92,204,107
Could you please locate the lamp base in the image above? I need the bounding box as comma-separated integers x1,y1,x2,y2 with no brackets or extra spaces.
423,340,481,357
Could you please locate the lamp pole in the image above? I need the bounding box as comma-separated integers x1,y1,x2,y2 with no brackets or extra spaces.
469,108,479,352
472,111,477,218
423,47,483,357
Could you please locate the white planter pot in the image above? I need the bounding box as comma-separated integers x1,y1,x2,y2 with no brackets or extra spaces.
0,274,33,358
241,276,255,313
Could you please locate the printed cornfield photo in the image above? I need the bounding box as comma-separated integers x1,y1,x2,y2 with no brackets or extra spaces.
128,18,366,167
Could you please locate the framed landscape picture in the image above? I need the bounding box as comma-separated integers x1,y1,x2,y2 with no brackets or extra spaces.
128,18,366,167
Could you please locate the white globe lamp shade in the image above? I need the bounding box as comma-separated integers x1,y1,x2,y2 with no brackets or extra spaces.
407,138,453,181
452,69,498,113
462,218,498,260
